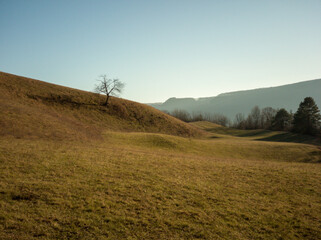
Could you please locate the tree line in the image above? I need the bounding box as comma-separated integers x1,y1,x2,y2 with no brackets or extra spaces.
165,97,321,136
233,97,321,136
163,109,230,127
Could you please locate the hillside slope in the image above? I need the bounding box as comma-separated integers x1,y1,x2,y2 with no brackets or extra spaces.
0,123,320,239
0,71,202,140
1,72,321,239
150,79,321,119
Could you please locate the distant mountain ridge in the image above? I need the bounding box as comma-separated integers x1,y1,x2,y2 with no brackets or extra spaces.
149,79,321,119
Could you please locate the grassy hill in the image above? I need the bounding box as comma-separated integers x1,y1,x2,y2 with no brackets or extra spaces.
0,72,320,239
0,71,202,140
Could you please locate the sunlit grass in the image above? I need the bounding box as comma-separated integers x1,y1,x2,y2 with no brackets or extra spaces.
0,132,320,239
1,72,321,239
0,72,202,140
104,131,321,163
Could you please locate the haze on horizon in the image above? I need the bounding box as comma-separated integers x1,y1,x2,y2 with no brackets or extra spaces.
1,0,320,103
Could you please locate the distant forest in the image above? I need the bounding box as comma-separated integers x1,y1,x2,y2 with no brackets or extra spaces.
166,97,321,137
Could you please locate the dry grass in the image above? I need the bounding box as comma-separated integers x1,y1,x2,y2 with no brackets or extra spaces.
0,71,202,140
0,133,320,239
0,72,321,239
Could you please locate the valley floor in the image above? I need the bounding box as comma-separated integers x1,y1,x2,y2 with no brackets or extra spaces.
0,127,320,239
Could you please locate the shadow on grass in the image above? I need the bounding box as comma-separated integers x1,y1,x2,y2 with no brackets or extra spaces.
237,130,271,137
206,127,272,138
209,135,220,139
304,151,321,163
257,132,320,145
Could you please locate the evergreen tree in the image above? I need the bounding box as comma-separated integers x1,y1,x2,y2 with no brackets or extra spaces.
272,108,291,131
292,97,321,135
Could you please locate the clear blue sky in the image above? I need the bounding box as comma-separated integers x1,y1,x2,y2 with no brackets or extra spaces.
1,0,320,103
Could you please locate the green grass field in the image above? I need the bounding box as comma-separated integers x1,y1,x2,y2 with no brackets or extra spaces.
0,72,321,239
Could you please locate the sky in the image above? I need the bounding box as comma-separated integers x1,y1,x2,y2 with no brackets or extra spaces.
1,0,321,103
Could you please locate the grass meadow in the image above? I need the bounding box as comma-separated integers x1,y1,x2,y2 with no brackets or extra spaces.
0,72,320,239
0,129,320,239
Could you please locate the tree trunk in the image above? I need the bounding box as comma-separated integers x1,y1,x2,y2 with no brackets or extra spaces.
104,95,110,106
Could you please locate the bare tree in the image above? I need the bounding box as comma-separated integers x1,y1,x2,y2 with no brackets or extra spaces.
249,106,261,129
191,112,204,122
234,113,246,129
95,75,124,106
261,107,277,129
210,113,230,127
171,109,191,122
